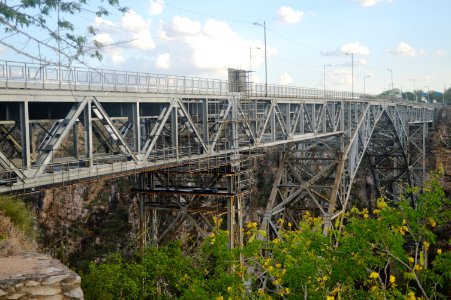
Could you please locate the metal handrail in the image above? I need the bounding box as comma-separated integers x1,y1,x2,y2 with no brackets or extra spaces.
0,60,374,100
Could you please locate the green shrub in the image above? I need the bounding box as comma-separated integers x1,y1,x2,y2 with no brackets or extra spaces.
0,196,34,235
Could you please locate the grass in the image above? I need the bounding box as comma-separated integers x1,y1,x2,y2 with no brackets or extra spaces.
0,196,34,235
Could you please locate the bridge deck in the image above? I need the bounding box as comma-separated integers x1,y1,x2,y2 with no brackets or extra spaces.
0,61,436,195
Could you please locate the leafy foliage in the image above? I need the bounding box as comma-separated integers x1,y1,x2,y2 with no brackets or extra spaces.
0,0,128,64
0,195,34,235
82,177,450,299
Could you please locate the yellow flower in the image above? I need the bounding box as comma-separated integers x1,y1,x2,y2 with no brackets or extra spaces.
407,291,416,300
275,263,281,269
216,296,223,300
268,266,274,272
408,257,415,264
414,264,422,271
278,218,285,225
331,286,341,295
389,275,396,284
429,218,437,228
437,249,442,255
285,287,290,295
377,199,388,209
423,241,430,250
273,238,280,245
247,221,257,229
369,272,379,279
363,213,369,219
288,222,292,227
373,209,381,214
227,286,232,293
257,288,264,295
326,296,335,300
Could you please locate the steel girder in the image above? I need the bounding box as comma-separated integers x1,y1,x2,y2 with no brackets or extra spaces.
131,156,254,248
260,102,434,236
0,89,435,195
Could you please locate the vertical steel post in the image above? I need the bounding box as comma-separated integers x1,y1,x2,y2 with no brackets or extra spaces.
133,102,141,153
84,99,93,167
171,106,179,159
19,101,31,172
73,122,79,159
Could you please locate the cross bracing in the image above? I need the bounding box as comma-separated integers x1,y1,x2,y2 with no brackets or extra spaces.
0,60,436,242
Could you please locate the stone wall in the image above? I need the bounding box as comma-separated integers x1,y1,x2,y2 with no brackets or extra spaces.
0,253,83,300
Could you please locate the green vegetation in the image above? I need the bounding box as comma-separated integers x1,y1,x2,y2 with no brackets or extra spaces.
0,195,36,256
378,87,451,104
82,176,450,299
0,195,34,235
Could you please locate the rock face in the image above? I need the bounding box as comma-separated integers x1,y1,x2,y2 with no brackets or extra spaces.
0,252,83,299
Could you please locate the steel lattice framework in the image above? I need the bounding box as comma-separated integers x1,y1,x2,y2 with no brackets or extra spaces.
0,61,435,244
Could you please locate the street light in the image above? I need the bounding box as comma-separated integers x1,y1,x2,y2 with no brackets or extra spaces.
409,78,416,101
386,68,393,97
252,21,267,97
364,75,371,97
323,64,331,97
345,53,354,98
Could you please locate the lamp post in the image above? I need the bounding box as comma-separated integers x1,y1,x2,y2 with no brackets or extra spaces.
386,68,393,96
409,78,416,101
345,53,354,98
364,75,371,97
323,64,331,98
252,21,267,97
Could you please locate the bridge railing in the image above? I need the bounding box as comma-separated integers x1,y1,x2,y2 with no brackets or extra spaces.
0,60,414,101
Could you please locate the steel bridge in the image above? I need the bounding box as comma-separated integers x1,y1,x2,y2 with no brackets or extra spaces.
0,61,436,246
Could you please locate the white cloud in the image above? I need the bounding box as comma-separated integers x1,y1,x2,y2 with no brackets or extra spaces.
155,53,170,69
327,68,352,86
391,42,416,57
277,6,304,24
93,33,113,45
111,49,125,64
159,18,272,76
279,73,293,85
93,10,155,65
355,0,393,7
148,0,164,15
164,16,202,36
322,42,370,57
356,0,381,6
120,10,155,50
340,42,370,56
435,50,448,57
355,58,368,66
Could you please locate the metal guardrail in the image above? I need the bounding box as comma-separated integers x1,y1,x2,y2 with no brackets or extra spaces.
0,60,370,99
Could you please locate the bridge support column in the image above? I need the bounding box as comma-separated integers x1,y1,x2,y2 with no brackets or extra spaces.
19,101,31,171
83,99,93,167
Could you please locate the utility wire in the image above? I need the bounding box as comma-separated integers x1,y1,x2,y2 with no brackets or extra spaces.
164,2,251,24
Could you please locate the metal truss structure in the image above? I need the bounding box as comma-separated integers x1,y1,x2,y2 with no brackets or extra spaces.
0,61,435,244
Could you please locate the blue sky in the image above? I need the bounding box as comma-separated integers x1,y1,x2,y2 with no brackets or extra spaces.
1,0,450,94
